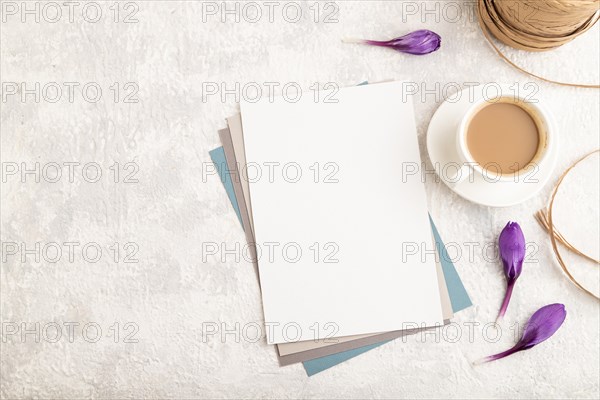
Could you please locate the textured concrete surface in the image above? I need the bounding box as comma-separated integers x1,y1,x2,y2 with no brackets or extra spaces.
1,1,599,399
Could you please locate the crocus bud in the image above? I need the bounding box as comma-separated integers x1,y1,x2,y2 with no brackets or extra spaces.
475,304,566,364
496,221,526,322
343,29,441,55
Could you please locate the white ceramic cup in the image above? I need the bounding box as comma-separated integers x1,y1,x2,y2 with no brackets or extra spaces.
448,95,552,186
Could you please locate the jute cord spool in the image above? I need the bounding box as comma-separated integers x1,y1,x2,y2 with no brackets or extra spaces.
477,0,600,88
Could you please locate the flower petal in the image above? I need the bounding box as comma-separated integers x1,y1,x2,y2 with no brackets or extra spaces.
352,29,441,55
498,221,525,279
477,304,567,365
519,303,567,348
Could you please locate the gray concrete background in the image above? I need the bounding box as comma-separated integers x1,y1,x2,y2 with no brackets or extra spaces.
1,1,599,398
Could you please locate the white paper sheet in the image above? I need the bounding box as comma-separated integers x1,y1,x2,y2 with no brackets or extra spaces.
241,81,444,344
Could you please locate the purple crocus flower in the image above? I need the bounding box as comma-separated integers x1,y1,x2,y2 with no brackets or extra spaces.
496,222,526,323
343,29,441,55
475,304,567,364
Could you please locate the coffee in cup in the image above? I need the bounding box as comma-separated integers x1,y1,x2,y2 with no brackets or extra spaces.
451,95,551,185
466,100,542,174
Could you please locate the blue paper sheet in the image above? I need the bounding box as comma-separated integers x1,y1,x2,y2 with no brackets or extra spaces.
211,146,472,376
429,215,472,313
209,147,243,226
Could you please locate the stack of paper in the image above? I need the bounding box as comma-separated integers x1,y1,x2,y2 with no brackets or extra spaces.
209,81,472,375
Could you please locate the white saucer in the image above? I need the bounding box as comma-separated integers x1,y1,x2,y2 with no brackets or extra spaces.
426,86,558,207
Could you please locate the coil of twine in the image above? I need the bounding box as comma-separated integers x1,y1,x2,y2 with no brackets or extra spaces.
477,0,600,87
536,150,600,300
